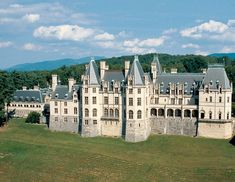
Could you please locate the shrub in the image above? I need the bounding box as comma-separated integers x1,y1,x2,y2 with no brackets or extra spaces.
25,112,41,124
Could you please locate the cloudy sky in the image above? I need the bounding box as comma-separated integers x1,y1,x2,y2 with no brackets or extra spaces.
0,0,235,68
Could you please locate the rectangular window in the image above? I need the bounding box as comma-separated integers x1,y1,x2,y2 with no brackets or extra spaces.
55,101,58,106
227,97,230,103
210,96,212,102
104,87,108,93
74,107,77,114
179,98,183,105
92,88,96,93
85,88,88,93
64,117,67,122
64,102,67,106
137,98,141,106
171,98,175,104
104,97,108,104
54,108,58,114
129,98,133,106
55,117,58,122
64,108,68,114
155,89,158,94
85,97,88,105
138,88,141,94
85,80,88,85
155,98,159,104
93,120,97,125
129,89,133,94
92,97,97,104
85,120,88,125
171,90,175,95
74,118,77,123
115,97,119,105
179,90,183,95
115,88,118,93
219,97,222,103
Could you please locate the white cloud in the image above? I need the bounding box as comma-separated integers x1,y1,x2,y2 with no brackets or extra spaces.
96,41,117,49
33,25,95,41
123,39,140,47
139,37,165,47
162,28,177,35
180,20,228,38
194,50,209,56
22,13,40,23
0,41,13,48
182,43,200,49
22,43,41,51
228,19,235,27
94,32,115,41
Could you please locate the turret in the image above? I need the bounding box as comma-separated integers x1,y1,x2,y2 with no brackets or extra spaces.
125,60,130,78
100,61,109,80
52,74,58,91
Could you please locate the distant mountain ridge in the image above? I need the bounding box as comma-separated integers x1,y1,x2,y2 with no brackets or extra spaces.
6,56,105,71
209,53,235,59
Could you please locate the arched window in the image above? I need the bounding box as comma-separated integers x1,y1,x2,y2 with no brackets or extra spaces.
184,109,190,118
137,110,142,119
104,108,108,116
85,108,89,117
209,111,212,119
93,109,97,117
158,108,164,117
115,109,119,118
74,107,78,114
129,110,133,119
151,108,157,116
110,109,114,117
200,111,205,119
192,110,198,118
167,109,173,117
175,109,181,117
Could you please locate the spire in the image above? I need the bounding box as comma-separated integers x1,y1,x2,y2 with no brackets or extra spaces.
129,55,145,85
85,58,100,85
152,54,162,74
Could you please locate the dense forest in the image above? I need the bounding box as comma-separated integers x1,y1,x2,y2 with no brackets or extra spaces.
1,53,235,125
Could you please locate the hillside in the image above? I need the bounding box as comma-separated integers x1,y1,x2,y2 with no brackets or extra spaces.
209,53,235,59
6,56,104,71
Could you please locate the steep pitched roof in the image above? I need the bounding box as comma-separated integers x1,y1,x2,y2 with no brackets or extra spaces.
51,85,79,100
85,58,100,85
103,71,124,82
202,64,230,89
13,90,43,103
129,55,145,85
152,54,162,74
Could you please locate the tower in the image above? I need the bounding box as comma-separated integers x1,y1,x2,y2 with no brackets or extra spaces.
151,54,161,84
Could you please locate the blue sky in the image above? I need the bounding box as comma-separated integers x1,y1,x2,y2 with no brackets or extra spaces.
0,0,235,68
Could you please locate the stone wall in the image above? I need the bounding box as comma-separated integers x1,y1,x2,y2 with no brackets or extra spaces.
101,120,122,137
150,117,197,136
81,119,101,137
49,116,79,133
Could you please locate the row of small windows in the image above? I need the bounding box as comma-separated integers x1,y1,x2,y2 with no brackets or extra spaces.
54,117,77,123
84,87,120,94
128,110,142,119
129,98,141,106
128,88,142,94
84,120,97,125
54,107,77,115
10,104,41,108
85,97,119,105
104,108,119,118
201,111,230,120
205,96,230,103
85,108,97,117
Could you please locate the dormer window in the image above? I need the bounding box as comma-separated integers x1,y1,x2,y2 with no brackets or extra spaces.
129,79,133,86
184,82,188,87
55,93,59,98
64,94,68,98
210,80,213,86
160,82,164,87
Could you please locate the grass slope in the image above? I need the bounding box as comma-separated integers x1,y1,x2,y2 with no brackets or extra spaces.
0,119,234,181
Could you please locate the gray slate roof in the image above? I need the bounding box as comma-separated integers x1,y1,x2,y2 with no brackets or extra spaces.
156,73,205,94
103,71,124,82
51,85,79,100
201,64,230,89
85,59,100,85
13,90,43,103
129,55,145,85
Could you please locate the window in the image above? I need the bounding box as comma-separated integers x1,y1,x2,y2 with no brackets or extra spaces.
155,89,158,94
115,97,119,105
206,98,208,102
85,97,88,104
110,109,114,117
93,109,97,117
85,109,89,117
104,108,108,116
64,108,68,114
85,88,88,93
74,107,77,114
85,80,88,85
115,88,118,93
171,90,175,94
55,101,58,106
219,87,222,94
155,98,159,104
129,110,133,119
210,96,212,102
171,98,175,104
209,112,212,119
129,98,133,106
205,87,209,93
129,89,133,94
138,88,141,94
219,97,222,103
54,108,58,114
137,110,142,119
137,98,141,106
104,97,108,104
92,88,96,93
92,97,97,104
64,102,67,106
219,112,222,120
179,98,183,105
227,97,230,103
129,80,133,85
227,112,230,120
74,118,77,123
115,109,119,118
85,120,88,125
74,100,77,103
93,120,97,124
55,117,58,122
104,87,108,93
64,117,67,122
179,90,183,95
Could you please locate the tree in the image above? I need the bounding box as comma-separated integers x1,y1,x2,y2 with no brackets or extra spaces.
25,112,41,124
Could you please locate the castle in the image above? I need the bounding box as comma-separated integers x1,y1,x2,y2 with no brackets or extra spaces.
8,55,235,142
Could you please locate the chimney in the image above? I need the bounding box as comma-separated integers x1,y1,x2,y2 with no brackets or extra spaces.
100,61,109,79
171,68,177,74
33,85,39,90
68,78,76,92
202,68,207,74
125,61,130,78
52,74,58,91
22,86,27,91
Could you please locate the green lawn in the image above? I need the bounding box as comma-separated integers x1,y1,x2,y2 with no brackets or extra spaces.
0,119,234,182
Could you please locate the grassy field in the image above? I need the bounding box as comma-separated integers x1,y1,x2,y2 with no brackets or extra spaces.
0,119,234,182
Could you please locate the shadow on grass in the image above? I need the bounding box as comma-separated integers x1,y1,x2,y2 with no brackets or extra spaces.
229,135,235,146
